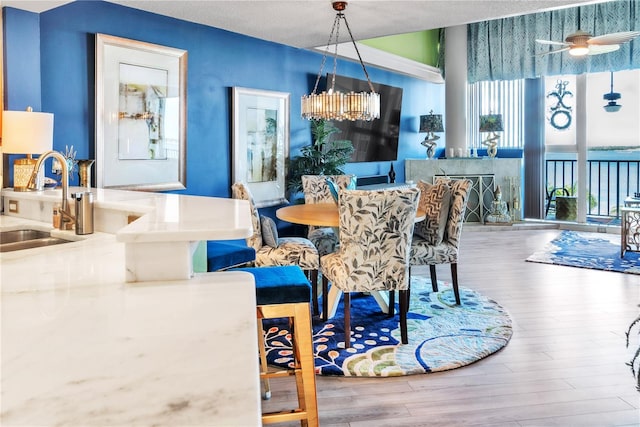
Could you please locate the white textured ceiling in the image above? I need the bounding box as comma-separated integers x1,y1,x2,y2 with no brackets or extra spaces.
5,0,608,48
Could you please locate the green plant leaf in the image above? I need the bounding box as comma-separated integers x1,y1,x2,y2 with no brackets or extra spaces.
287,119,354,196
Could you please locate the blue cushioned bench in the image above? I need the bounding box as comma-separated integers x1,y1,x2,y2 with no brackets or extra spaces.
206,241,255,272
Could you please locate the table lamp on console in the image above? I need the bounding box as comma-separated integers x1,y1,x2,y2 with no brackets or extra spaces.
479,114,503,158
419,110,444,159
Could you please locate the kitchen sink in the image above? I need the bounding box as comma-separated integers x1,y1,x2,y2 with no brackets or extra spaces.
0,229,73,253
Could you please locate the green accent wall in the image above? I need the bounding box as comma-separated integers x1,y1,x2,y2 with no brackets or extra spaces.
360,29,439,67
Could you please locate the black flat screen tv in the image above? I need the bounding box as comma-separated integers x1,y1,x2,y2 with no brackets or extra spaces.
329,74,403,163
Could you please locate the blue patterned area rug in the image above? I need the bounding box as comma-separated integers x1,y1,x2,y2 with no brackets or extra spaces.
263,276,512,377
526,230,640,275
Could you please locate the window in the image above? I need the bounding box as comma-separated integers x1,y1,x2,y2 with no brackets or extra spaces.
545,69,640,151
544,70,640,220
467,79,525,150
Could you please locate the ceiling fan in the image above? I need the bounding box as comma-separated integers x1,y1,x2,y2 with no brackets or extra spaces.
536,30,640,57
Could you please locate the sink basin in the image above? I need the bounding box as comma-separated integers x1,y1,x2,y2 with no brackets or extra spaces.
1,229,51,244
0,229,73,253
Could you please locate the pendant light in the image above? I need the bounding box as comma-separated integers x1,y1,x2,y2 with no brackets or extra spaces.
301,1,380,122
603,71,622,113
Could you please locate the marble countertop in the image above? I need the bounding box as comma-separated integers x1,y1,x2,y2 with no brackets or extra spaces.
1,187,253,242
2,188,254,281
1,195,262,425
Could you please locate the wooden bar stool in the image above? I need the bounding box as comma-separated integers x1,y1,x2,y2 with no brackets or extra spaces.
234,266,319,427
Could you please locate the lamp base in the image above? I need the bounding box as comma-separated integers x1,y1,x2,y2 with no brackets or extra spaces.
12,156,43,191
482,133,499,158
420,134,439,159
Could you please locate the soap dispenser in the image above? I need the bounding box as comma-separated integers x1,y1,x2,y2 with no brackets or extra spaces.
74,191,94,235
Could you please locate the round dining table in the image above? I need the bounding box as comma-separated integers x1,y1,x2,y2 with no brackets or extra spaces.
276,202,425,227
276,203,339,227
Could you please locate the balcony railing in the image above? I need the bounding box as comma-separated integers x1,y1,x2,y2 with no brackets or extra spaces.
545,158,640,219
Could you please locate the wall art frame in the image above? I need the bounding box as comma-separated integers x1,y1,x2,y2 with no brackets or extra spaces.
95,33,187,191
232,87,290,207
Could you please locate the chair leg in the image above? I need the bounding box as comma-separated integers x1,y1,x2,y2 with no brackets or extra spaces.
308,269,319,316
259,302,318,426
429,264,438,292
322,275,329,322
344,292,351,348
408,267,412,302
399,289,409,344
545,191,553,218
289,306,319,427
256,316,271,400
450,263,461,305
387,290,395,317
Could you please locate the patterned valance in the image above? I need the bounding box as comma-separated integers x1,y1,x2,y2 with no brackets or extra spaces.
467,0,640,83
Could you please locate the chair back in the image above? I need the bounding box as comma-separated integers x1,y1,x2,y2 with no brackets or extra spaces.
336,187,420,292
443,179,472,248
302,175,355,204
231,182,263,250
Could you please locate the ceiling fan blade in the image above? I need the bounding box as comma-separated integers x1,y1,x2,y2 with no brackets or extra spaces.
588,44,620,55
535,46,571,56
588,31,640,46
535,39,569,46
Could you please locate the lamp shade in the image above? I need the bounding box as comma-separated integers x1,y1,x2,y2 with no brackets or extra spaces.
419,113,444,133
479,114,504,132
2,110,54,154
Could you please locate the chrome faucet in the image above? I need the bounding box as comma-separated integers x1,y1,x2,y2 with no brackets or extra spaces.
27,150,75,230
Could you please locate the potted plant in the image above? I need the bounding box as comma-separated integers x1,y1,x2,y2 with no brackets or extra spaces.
287,119,354,200
546,183,598,220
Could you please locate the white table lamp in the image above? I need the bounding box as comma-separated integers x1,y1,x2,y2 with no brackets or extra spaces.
2,107,54,191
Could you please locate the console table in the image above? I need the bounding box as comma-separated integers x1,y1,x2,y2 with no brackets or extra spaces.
406,158,522,222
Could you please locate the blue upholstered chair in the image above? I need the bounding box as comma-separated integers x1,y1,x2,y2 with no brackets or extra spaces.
320,187,420,348
231,182,321,314
233,265,318,426
206,240,255,271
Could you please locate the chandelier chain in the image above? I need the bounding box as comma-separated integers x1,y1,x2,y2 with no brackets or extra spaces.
331,13,342,92
341,13,375,94
311,13,341,95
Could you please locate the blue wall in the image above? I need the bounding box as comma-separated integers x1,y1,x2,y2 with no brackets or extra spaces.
3,8,41,110
4,0,444,198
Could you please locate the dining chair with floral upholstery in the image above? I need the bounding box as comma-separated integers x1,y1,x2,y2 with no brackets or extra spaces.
231,182,321,314
320,187,420,348
409,178,472,305
301,174,356,257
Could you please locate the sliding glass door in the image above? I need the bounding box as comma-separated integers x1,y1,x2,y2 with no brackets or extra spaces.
544,70,640,224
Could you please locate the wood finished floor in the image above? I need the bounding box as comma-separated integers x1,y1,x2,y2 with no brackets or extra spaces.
261,228,640,426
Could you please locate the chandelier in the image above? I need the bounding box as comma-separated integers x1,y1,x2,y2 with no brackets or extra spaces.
301,1,380,122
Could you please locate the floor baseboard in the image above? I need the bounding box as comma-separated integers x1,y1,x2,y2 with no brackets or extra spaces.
464,219,621,235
